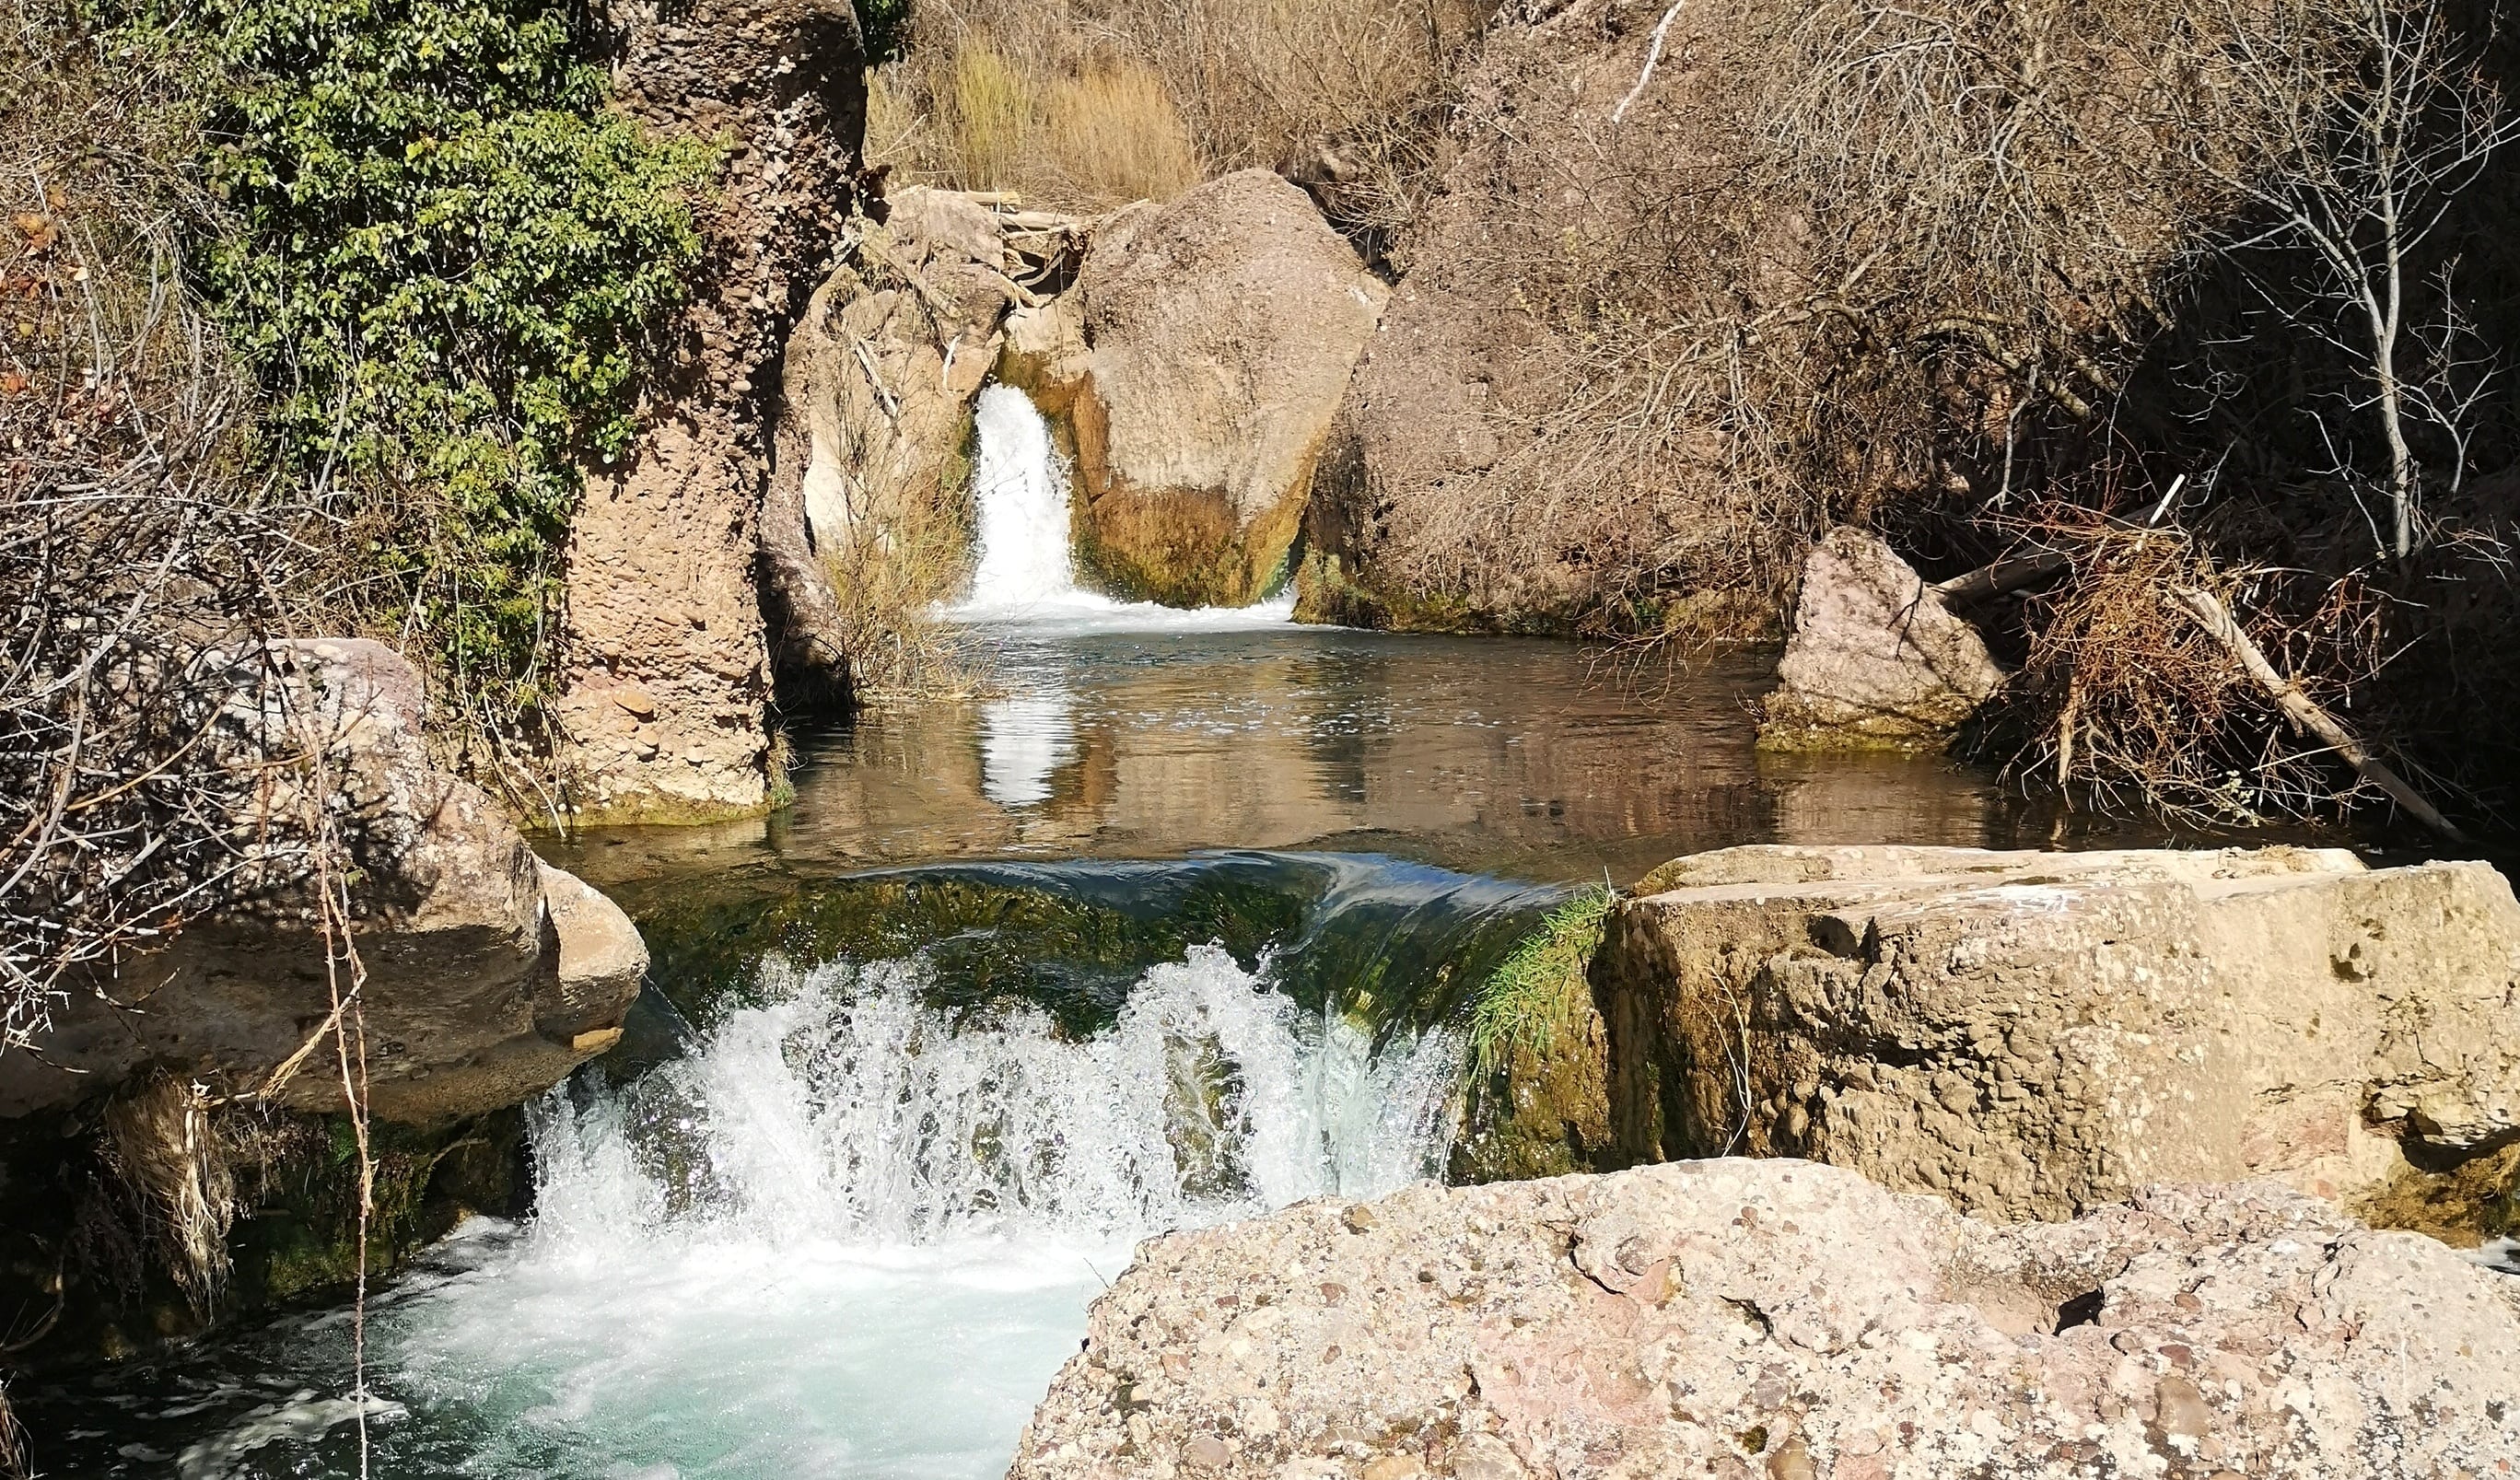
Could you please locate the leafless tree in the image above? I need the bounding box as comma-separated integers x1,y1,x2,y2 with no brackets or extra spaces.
2159,0,2520,560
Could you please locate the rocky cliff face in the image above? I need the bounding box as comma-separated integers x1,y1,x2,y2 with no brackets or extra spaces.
554,0,867,822
1596,845,2520,1223
1012,1159,2520,1478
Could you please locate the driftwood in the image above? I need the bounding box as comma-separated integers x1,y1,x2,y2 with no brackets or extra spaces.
2170,587,2466,842
1932,549,2072,605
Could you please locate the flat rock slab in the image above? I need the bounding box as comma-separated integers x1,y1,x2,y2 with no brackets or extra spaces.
1601,845,2520,1221
1011,1160,2520,1479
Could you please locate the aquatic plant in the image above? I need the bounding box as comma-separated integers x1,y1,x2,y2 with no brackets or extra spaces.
1466,884,1614,1078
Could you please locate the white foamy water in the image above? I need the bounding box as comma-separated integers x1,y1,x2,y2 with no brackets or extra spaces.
946,385,1298,632
358,947,1458,1479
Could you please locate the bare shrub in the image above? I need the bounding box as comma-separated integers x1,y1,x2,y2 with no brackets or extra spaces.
0,2,344,1051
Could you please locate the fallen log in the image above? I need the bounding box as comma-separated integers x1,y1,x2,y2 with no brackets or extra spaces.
2169,586,2465,843
1932,548,2071,605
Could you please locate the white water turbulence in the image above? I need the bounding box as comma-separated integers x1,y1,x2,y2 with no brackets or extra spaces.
368,946,1460,1479
947,384,1297,630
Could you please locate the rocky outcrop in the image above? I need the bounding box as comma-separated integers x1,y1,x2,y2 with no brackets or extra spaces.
1067,170,1387,607
1597,845,2520,1222
553,0,867,822
1013,1160,2520,1479
1756,528,2006,751
764,187,1028,699
0,639,646,1125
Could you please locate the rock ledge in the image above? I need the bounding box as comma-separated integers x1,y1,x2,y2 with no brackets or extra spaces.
1012,1160,2520,1479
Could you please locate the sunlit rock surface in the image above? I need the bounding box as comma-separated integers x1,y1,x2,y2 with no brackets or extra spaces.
1011,1160,2520,1479
1599,844,2520,1221
1756,528,2006,752
1068,169,1387,607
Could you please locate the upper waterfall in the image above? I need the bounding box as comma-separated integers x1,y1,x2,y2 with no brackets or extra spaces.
946,385,1297,630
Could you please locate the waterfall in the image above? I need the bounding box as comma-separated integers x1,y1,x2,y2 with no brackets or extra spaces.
337,948,1460,1479
947,385,1298,627
960,385,1094,612
529,945,1460,1249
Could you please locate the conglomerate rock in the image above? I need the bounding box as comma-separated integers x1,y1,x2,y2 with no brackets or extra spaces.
1598,845,2520,1222
553,0,867,822
1010,1159,2520,1479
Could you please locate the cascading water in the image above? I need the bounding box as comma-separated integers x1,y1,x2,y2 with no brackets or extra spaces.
946,385,1296,629
125,938,1461,1479
961,384,1091,612
533,944,1458,1249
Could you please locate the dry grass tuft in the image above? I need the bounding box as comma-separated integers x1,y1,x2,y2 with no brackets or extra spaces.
868,0,1476,231
99,1077,239,1318
1044,62,1202,208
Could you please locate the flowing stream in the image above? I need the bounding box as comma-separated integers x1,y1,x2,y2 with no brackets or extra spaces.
17,385,2228,1476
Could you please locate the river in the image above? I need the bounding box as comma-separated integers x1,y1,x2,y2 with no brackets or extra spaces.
19,387,2234,1479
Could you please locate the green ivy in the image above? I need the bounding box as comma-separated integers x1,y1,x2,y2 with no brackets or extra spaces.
855,0,910,62
120,0,719,719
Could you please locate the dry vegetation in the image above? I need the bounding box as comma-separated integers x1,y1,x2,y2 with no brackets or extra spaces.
1309,0,2520,825
868,0,1487,239
0,3,342,1051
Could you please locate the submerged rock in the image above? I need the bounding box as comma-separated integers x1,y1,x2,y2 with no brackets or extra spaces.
1013,1160,2520,1478
1597,844,2520,1223
1068,169,1387,607
1756,527,2006,752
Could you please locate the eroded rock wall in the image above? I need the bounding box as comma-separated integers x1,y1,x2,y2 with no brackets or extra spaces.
554,0,867,822
1597,845,2520,1221
1013,1159,2520,1478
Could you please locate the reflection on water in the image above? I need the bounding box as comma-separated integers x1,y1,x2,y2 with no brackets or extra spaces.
554,627,2218,896
977,692,1075,807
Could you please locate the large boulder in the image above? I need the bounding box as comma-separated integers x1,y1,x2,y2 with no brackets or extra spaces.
0,639,645,1125
1011,1160,2520,1478
1598,845,2520,1224
1065,169,1387,607
552,0,867,822
1756,528,2006,751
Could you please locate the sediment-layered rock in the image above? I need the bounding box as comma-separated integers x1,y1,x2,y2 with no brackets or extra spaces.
1756,528,2006,751
1597,845,2520,1223
1068,169,1387,607
554,0,867,822
1012,1159,2520,1479
0,639,646,1125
